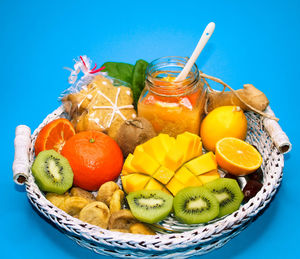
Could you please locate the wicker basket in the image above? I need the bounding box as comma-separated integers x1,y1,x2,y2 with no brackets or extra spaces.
11,103,289,258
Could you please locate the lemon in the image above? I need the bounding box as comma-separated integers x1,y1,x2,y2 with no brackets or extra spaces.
200,106,247,152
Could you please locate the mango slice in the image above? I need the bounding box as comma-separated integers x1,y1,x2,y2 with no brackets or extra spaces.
158,133,175,153
164,141,185,171
161,187,172,195
176,133,195,163
133,145,144,156
184,152,217,176
131,149,160,176
142,136,167,164
144,178,164,191
152,166,174,184
121,133,220,195
194,140,203,157
198,170,220,184
182,131,203,158
166,177,186,196
122,153,136,175
175,167,203,187
121,174,150,193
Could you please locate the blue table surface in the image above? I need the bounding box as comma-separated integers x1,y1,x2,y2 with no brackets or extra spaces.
1,0,299,258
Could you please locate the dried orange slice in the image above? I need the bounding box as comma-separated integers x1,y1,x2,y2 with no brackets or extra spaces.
34,118,75,156
215,137,262,176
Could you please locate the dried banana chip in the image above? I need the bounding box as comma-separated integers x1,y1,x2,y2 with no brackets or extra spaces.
108,209,138,230
109,189,124,214
96,181,120,205
79,201,110,229
46,192,69,211
129,223,156,235
63,196,90,217
70,187,95,201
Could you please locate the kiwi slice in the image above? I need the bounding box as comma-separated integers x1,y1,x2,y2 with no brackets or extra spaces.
173,186,219,224
126,190,173,224
31,150,73,194
205,178,244,217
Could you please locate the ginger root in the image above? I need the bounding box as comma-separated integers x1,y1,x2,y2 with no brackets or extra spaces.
200,72,278,121
207,84,269,112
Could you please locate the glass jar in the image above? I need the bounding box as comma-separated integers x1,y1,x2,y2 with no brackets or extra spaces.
138,56,206,137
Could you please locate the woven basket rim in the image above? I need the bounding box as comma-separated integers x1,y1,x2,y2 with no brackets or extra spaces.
25,105,284,251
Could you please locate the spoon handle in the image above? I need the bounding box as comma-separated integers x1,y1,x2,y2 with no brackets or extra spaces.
175,22,215,82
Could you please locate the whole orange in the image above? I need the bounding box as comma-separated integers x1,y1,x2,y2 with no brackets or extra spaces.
200,106,248,152
61,131,123,191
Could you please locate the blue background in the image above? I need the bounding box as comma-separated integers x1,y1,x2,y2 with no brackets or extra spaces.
1,0,299,258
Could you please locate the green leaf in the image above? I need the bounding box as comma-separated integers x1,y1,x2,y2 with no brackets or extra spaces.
131,59,149,106
101,62,134,84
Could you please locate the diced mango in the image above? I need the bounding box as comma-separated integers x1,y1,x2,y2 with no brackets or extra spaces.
166,177,186,196
133,145,144,156
121,174,151,193
152,166,174,184
122,154,137,175
122,170,128,175
131,149,160,176
174,167,203,187
123,134,220,197
158,133,175,153
170,137,176,146
144,178,164,191
194,141,203,157
176,132,195,163
142,136,167,164
161,187,172,196
121,175,128,191
184,152,217,176
181,131,202,158
164,141,185,171
198,170,220,184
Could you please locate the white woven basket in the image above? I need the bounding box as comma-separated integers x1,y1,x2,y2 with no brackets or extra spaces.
14,105,286,258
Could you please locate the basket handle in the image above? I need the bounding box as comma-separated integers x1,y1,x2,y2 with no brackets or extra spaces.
13,125,31,185
263,106,292,154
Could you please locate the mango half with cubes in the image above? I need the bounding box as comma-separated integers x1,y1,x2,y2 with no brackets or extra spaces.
121,132,220,196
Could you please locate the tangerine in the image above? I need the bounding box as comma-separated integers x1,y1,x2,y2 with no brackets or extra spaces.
61,131,123,191
200,106,247,152
34,118,75,156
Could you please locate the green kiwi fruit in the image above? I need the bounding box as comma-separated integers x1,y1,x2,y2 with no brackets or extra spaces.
31,150,73,194
173,186,219,224
126,190,173,224
204,178,244,217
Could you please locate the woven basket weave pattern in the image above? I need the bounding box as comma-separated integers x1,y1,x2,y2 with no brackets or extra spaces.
24,106,283,258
